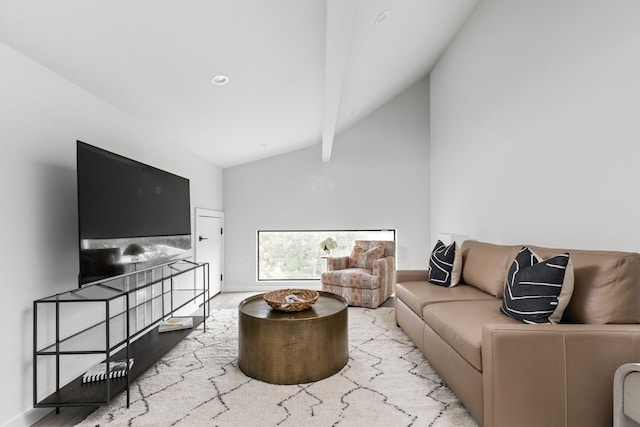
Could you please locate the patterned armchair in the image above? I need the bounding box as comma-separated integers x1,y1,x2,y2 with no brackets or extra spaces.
321,240,396,308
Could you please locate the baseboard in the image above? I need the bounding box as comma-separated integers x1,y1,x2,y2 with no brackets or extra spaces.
2,406,50,427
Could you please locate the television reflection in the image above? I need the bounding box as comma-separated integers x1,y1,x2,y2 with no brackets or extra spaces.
79,235,192,286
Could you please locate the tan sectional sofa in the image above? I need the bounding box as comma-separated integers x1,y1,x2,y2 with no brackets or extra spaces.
395,240,640,427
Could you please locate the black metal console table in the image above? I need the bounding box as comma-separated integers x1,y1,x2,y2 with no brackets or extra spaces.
33,260,209,410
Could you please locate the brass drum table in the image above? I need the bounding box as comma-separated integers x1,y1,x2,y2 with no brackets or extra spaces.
238,291,348,385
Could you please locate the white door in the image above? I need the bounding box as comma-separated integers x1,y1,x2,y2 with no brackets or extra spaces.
195,208,223,296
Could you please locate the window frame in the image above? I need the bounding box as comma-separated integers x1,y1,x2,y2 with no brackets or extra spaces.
257,229,396,282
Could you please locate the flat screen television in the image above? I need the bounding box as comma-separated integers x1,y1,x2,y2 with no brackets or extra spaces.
77,140,192,285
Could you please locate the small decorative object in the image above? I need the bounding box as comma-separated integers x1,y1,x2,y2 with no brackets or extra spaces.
82,359,134,383
158,317,193,333
320,237,338,255
263,289,319,312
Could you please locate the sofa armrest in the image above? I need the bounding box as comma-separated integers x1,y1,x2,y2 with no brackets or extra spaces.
327,256,349,271
396,269,428,282
482,323,640,427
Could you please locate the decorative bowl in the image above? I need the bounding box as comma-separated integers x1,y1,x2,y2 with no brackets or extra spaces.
263,289,319,312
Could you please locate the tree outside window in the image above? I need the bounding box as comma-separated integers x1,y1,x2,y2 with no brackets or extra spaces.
258,230,395,281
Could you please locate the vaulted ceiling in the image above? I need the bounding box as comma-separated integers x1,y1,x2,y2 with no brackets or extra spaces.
0,0,479,168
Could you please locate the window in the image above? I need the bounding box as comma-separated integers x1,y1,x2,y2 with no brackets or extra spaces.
258,230,396,281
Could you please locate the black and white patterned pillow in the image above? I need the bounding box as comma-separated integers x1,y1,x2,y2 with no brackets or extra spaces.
428,240,462,287
501,247,574,324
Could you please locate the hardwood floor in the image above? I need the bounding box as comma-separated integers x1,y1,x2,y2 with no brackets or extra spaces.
209,291,261,309
31,292,259,426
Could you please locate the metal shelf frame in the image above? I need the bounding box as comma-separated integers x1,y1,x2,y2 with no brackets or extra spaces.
33,259,209,410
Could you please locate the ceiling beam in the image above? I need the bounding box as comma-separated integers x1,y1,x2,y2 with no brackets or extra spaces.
321,0,357,162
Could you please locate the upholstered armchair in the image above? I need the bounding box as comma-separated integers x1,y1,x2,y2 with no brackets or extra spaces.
614,363,640,427
321,240,396,308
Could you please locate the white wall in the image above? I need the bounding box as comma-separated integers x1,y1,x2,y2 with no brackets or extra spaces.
223,76,430,291
430,0,640,251
0,42,222,427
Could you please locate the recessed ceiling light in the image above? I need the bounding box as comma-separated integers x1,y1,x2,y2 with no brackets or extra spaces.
211,75,229,86
375,9,391,25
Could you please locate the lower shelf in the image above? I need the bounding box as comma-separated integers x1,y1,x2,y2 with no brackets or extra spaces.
36,316,205,408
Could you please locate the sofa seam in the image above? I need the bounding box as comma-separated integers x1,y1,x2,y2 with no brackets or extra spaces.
610,257,622,323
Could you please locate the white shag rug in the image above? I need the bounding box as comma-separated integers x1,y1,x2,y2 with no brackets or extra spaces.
75,307,477,427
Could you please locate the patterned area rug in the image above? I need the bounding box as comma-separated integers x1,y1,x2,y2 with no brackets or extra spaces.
75,307,477,427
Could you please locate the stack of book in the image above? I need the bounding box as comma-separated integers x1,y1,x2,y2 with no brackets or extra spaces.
82,358,134,384
158,317,193,333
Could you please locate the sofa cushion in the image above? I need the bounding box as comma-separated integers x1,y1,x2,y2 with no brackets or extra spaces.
501,247,574,324
461,241,521,298
395,281,495,319
322,268,379,289
349,244,384,269
529,246,640,324
428,240,462,287
423,300,521,371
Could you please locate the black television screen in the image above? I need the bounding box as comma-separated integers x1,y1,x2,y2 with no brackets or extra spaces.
77,140,192,285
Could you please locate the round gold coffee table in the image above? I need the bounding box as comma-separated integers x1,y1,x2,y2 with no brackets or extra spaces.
238,291,348,385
